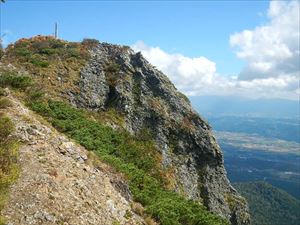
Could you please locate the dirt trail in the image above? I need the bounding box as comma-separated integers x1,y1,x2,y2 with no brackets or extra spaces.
1,93,144,225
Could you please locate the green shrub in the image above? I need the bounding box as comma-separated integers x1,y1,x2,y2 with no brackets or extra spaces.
0,88,5,96
48,39,65,49
28,99,228,225
0,48,4,59
38,48,57,55
0,97,12,109
0,116,14,142
0,72,33,90
32,41,50,51
82,38,100,49
14,40,30,48
30,58,49,68
66,48,81,58
105,63,121,86
26,87,45,101
15,48,31,57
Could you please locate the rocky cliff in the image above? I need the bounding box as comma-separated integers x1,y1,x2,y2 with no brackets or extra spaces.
69,42,250,224
0,36,250,225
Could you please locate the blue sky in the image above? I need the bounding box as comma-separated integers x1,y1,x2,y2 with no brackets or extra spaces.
1,0,269,75
0,0,299,99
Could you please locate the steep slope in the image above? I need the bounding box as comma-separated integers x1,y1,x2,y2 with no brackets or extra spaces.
234,181,300,225
0,36,250,225
69,42,250,224
1,91,145,225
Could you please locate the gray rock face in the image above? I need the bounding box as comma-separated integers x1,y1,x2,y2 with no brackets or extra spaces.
69,43,250,225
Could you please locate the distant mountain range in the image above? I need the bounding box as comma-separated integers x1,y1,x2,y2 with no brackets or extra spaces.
190,96,299,119
234,181,300,225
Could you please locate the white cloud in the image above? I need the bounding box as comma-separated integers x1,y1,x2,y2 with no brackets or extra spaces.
132,41,298,100
132,41,217,91
132,1,299,100
230,0,299,80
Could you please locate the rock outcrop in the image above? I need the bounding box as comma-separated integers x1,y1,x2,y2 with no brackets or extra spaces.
67,43,250,224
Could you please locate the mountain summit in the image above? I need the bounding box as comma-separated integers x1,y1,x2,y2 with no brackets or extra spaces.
0,36,250,225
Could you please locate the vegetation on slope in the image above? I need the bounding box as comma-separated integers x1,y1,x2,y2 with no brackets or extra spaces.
29,100,228,225
0,91,19,225
5,36,89,66
0,70,229,225
1,36,93,101
234,181,300,225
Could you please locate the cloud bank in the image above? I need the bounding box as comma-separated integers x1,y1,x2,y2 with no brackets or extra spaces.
132,1,299,100
230,0,299,81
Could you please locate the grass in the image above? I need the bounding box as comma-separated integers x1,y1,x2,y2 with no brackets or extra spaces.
0,115,19,224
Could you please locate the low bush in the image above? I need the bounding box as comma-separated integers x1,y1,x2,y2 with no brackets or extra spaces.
26,87,45,101
29,99,228,225
105,63,121,86
66,48,81,58
0,88,4,96
0,47,4,59
0,116,14,142
38,48,57,55
15,48,31,57
32,40,50,51
82,38,100,49
48,39,65,49
0,72,33,90
30,58,49,68
0,97,12,109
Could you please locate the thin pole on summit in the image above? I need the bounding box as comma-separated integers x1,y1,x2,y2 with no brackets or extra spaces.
54,22,58,39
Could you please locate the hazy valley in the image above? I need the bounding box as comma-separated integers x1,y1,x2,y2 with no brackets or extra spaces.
191,97,300,224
